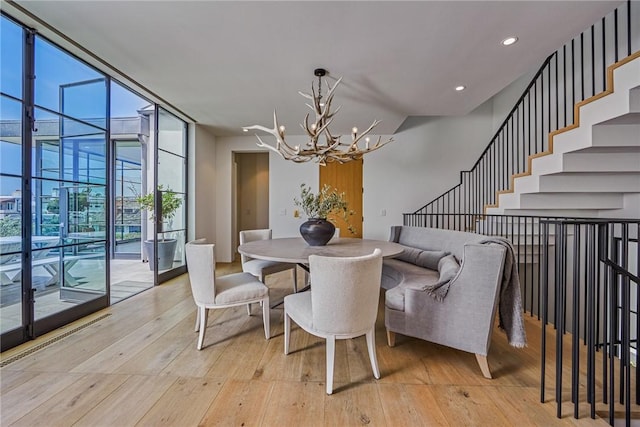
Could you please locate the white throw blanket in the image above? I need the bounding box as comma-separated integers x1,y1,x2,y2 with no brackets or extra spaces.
479,237,527,348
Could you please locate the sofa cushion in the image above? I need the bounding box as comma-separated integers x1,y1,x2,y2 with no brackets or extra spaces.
383,259,440,311
415,250,448,270
396,245,422,264
396,245,448,270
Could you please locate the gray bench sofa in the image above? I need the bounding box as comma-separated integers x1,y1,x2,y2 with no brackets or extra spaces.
382,225,525,378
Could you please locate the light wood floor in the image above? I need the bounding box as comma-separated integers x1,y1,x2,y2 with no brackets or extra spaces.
0,262,630,426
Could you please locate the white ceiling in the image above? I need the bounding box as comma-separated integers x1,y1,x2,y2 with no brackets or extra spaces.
8,0,620,136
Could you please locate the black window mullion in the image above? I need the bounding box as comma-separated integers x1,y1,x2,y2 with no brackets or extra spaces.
22,27,36,339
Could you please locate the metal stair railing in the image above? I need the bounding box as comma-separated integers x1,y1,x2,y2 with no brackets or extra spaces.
406,0,636,220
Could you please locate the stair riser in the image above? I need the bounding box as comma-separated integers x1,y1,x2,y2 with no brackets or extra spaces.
489,56,640,218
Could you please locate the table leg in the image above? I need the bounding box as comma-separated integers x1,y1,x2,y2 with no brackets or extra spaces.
270,263,310,309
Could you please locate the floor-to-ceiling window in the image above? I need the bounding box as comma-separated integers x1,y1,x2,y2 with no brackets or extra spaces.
0,13,189,350
0,14,109,349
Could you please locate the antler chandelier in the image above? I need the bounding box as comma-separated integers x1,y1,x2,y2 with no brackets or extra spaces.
243,68,393,165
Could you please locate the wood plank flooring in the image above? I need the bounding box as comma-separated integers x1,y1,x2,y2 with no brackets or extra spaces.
0,262,630,426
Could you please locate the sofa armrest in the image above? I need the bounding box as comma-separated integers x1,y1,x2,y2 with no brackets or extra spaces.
402,243,506,355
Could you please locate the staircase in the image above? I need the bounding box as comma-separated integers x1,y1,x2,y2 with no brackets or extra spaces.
485,53,640,218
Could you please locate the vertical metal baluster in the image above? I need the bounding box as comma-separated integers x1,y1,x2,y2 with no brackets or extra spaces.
621,223,630,426
541,220,550,403
538,217,542,320
587,224,596,418
555,51,559,132
533,80,537,155
591,25,596,97
609,223,617,424
572,225,581,418
528,87,532,161
580,32,585,102
548,55,552,149
614,8,619,62
571,38,575,124
629,222,640,405
563,44,567,128
602,17,606,93
556,222,566,418
601,223,609,405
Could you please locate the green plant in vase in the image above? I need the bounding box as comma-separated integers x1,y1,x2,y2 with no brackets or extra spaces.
136,185,183,270
294,183,355,246
136,185,182,241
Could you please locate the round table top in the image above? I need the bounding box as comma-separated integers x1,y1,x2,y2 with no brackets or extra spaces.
237,237,404,264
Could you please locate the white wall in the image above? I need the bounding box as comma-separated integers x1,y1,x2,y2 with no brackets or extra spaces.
189,124,217,243
490,69,537,133
364,99,495,240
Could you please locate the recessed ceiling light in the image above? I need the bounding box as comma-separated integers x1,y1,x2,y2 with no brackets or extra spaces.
455,85,466,91
502,36,518,46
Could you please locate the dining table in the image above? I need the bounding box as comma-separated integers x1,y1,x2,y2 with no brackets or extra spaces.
238,236,404,264
237,237,404,307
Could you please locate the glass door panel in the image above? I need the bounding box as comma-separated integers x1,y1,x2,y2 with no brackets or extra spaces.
155,108,187,278
114,140,142,256
30,41,108,336
0,90,24,338
0,174,23,335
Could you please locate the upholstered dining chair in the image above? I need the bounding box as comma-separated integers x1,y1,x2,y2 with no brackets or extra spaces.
284,249,383,394
239,229,298,292
185,239,270,350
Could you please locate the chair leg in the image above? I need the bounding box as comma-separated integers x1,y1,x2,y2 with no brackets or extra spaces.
326,336,336,395
292,267,298,293
197,307,208,350
475,354,492,379
366,329,381,379
262,296,270,340
284,310,291,355
194,308,200,332
246,303,252,316
386,329,396,347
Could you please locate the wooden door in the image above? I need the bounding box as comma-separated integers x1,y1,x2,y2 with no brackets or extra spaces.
319,159,363,238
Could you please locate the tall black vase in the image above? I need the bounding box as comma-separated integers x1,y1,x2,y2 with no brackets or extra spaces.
300,218,335,246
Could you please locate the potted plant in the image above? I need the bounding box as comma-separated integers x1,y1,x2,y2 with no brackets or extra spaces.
294,183,355,246
136,185,182,270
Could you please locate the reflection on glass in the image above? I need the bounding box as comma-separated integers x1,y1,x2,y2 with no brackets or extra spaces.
115,140,142,253
0,175,22,271
31,109,107,184
111,81,151,118
158,108,186,156
34,37,106,125
162,193,186,232
0,178,23,332
155,109,187,273
157,150,186,193
34,246,107,321
32,181,106,239
0,15,23,99
170,230,186,268
1,96,23,176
